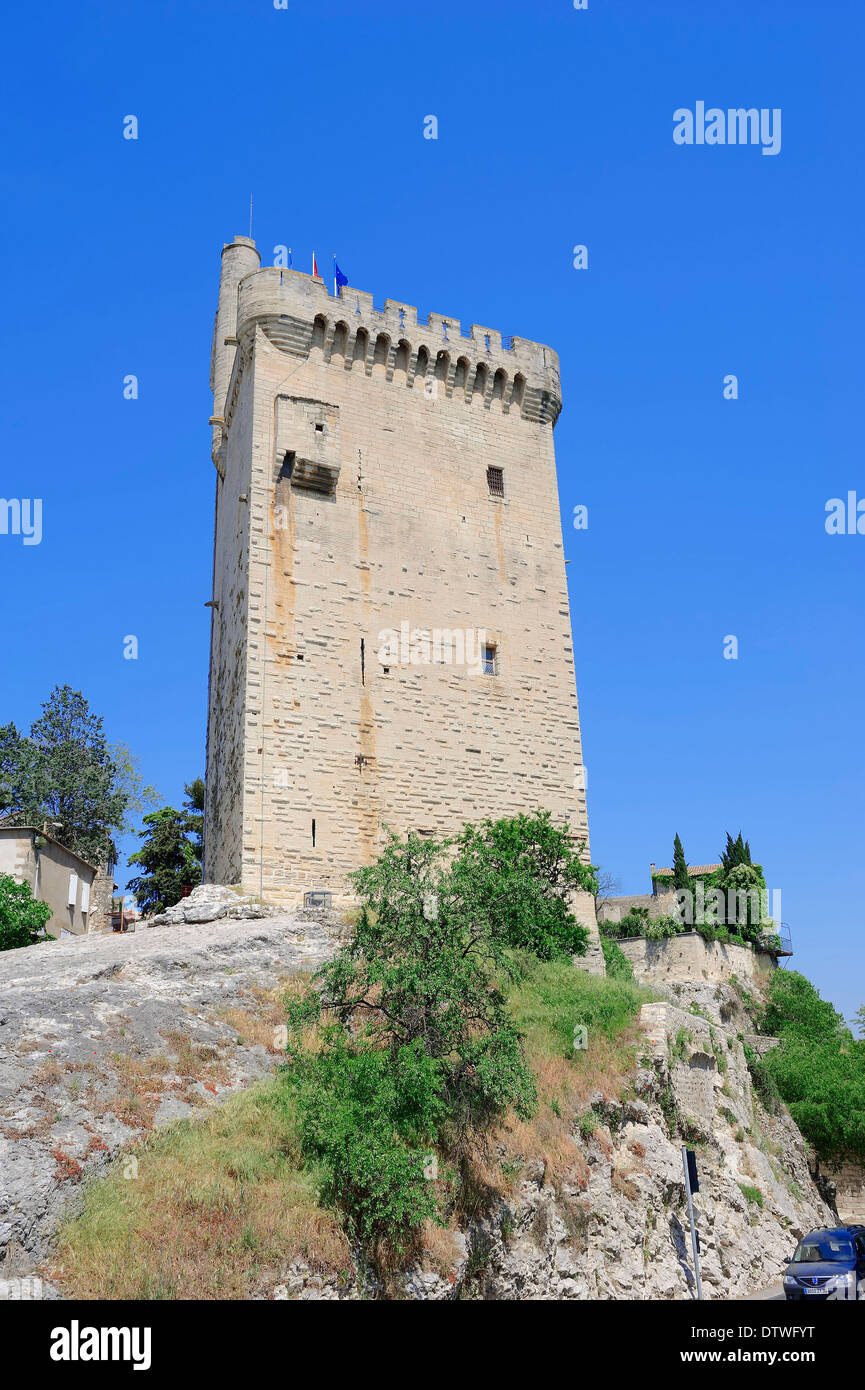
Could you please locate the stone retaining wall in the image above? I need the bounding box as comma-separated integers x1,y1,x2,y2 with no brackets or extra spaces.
618,933,776,988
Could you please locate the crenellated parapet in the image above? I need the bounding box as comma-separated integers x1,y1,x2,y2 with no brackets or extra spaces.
231,265,562,426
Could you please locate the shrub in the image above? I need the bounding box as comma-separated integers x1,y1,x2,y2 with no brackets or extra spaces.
0,874,51,951
744,1044,783,1116
602,907,684,941
738,1183,764,1207
288,1037,441,1255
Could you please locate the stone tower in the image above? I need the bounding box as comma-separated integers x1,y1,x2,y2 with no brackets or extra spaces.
204,235,602,969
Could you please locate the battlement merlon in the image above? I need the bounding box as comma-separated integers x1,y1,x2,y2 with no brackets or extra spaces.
212,252,561,431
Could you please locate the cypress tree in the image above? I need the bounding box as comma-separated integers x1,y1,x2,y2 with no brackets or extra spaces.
671,833,692,926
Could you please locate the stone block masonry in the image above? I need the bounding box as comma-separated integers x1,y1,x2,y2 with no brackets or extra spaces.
619,933,776,988
204,237,602,972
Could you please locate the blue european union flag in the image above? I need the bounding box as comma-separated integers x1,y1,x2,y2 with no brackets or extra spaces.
334,259,348,295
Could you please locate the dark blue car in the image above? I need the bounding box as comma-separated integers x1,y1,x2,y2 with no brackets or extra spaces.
783,1226,865,1300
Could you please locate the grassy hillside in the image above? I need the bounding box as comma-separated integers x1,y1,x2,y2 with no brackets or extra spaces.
49,958,657,1300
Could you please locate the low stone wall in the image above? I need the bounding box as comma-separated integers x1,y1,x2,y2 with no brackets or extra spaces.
824,1159,865,1222
617,933,776,988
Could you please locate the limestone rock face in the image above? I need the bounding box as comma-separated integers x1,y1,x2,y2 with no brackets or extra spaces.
0,921,833,1302
0,908,342,1277
142,883,280,927
259,982,834,1302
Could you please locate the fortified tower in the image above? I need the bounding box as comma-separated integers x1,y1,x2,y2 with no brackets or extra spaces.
204,235,602,969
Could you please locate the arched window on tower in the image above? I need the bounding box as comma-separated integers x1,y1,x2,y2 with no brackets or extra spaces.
511,373,526,412
472,363,488,404
492,368,507,409
453,357,469,401
434,351,450,396
311,315,327,355
413,346,429,388
331,321,348,363
373,333,390,378
394,339,410,383
353,327,369,372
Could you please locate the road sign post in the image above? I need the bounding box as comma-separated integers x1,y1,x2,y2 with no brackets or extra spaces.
682,1146,703,1300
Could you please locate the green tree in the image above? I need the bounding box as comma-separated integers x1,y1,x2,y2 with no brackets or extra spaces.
0,687,130,865
716,831,767,936
182,778,205,866
670,832,692,925
721,831,752,872
0,722,26,819
852,1006,865,1040
0,874,51,951
760,971,865,1165
126,806,201,915
451,810,597,960
284,825,540,1262
110,743,159,833
671,833,689,890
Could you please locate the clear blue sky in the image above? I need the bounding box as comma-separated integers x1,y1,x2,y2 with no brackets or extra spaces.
1,0,861,1020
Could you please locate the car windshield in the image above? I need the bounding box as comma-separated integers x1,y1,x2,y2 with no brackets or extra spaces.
792,1238,854,1263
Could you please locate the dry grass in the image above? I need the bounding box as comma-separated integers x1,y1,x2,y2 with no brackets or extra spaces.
214,974,312,1052
49,1081,351,1300
418,1219,463,1277
611,1168,640,1201
29,1058,66,1089
485,959,657,1194
97,1052,173,1131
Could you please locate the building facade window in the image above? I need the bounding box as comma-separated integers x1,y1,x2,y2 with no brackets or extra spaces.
487,466,504,498
483,644,497,675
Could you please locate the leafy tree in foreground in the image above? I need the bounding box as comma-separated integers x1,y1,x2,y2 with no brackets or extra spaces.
0,874,51,951
285,816,593,1264
127,805,201,915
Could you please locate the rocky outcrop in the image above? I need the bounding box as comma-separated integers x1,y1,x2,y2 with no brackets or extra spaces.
141,882,280,927
0,918,833,1301
0,907,342,1275
258,981,834,1301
